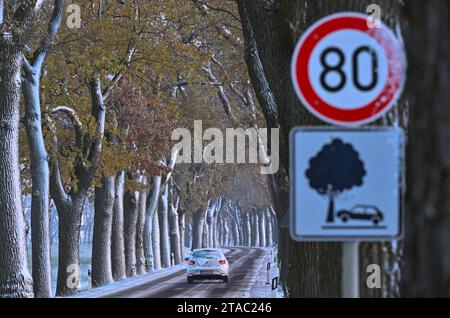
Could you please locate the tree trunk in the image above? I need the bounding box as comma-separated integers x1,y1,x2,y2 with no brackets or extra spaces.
152,209,162,270
111,171,126,281
270,208,279,246
168,197,181,265
178,210,186,259
144,175,161,271
402,0,450,297
92,176,115,287
124,181,139,277
237,0,406,297
223,221,229,247
55,195,84,296
231,218,240,246
202,220,209,248
192,209,206,249
0,47,34,298
185,218,192,250
135,177,147,274
217,218,222,247
259,209,266,247
212,213,219,248
251,212,259,247
23,67,52,298
326,194,335,223
207,210,214,248
158,183,171,268
265,208,273,247
243,211,251,246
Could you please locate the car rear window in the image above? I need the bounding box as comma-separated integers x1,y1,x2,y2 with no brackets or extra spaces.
193,250,221,259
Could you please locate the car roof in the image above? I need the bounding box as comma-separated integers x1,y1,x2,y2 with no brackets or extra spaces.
192,248,222,252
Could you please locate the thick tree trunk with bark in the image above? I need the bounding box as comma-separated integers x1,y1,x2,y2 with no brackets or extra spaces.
212,212,219,248
237,0,406,297
92,176,115,287
55,195,84,296
168,189,181,265
223,221,229,247
23,67,52,298
202,220,209,248
144,175,161,270
402,0,450,297
207,208,214,248
136,177,147,274
152,209,162,270
124,180,140,277
265,208,273,247
111,171,126,280
185,218,192,249
258,209,266,248
0,49,34,298
178,210,186,258
192,209,206,249
231,218,240,246
243,211,251,247
251,212,259,247
216,217,221,247
158,183,171,268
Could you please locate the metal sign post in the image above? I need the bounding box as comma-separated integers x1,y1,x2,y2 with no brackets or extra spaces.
342,241,360,298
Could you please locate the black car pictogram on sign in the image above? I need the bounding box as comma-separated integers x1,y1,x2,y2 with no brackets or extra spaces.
336,205,384,225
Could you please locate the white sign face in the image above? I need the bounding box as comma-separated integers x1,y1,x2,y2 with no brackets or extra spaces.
291,13,407,126
290,127,404,241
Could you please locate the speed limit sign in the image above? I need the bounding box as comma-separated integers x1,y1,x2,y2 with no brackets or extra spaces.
291,13,406,126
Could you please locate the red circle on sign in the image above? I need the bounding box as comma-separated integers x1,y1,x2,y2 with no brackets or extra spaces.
291,13,406,126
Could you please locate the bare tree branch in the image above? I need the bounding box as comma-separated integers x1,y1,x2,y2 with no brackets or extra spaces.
51,105,83,148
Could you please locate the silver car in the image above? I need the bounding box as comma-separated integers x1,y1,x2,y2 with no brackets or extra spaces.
186,248,229,283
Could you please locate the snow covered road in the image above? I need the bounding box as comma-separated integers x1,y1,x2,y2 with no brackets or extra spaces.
71,247,271,298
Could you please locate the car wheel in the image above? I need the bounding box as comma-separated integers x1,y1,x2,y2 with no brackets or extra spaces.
187,277,194,284
341,216,349,223
223,276,229,283
372,218,380,225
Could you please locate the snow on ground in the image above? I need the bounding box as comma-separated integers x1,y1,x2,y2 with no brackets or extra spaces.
69,263,186,298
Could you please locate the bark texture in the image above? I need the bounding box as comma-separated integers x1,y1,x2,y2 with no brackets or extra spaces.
144,175,161,270
92,176,115,287
124,181,139,277
136,177,147,274
192,209,206,249
0,48,33,298
402,0,450,297
152,209,162,270
55,195,84,296
111,171,126,280
158,183,171,267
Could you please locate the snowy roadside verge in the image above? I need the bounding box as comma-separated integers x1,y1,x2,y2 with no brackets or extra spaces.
247,247,272,298
68,264,186,298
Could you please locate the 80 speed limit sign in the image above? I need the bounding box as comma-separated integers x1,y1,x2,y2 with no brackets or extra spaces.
291,13,407,126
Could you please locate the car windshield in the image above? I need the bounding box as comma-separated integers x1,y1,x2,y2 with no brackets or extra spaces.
192,250,221,259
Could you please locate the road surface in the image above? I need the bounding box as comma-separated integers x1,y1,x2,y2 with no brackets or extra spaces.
73,247,270,298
